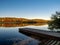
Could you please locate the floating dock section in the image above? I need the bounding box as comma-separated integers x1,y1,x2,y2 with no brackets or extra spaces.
19,28,60,45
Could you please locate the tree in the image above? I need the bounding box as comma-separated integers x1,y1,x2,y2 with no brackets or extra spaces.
48,11,60,30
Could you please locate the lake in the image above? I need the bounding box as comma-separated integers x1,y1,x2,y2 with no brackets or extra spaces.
0,27,41,45
0,24,58,45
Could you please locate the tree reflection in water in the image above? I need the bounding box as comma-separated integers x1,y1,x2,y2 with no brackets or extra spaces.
0,23,47,27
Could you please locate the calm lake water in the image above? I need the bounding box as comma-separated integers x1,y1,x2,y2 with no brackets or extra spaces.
0,27,40,45
0,25,58,45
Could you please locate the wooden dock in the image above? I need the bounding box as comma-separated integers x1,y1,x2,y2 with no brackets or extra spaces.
19,28,60,45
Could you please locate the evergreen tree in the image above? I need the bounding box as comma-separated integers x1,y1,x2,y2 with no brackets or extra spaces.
48,11,60,30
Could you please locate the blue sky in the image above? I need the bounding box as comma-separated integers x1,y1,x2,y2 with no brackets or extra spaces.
0,0,60,19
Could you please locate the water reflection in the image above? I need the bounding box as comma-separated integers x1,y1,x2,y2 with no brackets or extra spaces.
0,23,47,27
0,23,47,45
0,28,40,45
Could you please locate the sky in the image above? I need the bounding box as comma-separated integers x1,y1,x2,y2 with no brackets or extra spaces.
0,0,60,20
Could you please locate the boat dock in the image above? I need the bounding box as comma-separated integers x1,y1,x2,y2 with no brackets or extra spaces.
19,28,60,45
